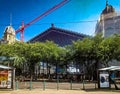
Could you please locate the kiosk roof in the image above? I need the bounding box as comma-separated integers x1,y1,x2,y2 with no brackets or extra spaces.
99,66,120,71
0,65,12,69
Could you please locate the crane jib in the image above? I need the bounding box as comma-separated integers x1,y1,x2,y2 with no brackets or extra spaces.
15,0,69,41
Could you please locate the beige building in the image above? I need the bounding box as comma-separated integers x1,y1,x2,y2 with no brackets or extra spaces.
95,1,120,66
0,25,18,44
95,1,120,37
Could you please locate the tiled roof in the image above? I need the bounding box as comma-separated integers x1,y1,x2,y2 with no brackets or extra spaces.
29,27,89,46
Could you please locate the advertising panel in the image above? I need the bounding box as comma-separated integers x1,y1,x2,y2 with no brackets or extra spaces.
0,70,12,88
99,72,109,88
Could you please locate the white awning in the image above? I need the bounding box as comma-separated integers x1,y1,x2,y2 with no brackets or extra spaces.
99,66,120,71
0,65,12,69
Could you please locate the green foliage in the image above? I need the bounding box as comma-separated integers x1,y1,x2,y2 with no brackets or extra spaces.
1,34,120,77
69,34,120,78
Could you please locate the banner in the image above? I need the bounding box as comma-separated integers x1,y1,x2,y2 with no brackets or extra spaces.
0,70,12,88
100,72,109,88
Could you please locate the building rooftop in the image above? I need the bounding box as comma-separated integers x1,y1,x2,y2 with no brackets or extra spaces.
4,26,15,35
29,25,89,46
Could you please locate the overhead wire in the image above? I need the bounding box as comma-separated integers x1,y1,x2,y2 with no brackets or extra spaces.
0,19,98,26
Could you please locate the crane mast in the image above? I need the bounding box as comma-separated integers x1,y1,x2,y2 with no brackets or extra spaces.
15,0,69,41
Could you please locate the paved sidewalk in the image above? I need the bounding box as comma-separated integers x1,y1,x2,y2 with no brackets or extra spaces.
0,89,120,94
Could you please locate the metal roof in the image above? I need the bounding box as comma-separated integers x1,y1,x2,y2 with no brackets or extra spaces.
29,26,89,47
99,66,120,71
0,65,12,69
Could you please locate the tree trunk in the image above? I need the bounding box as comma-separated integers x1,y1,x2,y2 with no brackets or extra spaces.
56,63,58,79
38,64,40,78
65,64,67,74
43,62,44,79
29,62,35,80
46,62,48,77
76,62,77,73
93,60,99,80
48,66,51,79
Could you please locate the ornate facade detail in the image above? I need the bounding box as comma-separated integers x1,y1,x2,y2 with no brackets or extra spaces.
95,1,119,37
0,26,17,44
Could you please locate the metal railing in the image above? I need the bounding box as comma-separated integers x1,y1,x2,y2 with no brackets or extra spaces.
15,80,98,90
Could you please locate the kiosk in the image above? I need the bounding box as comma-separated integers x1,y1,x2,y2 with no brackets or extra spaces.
98,66,120,90
0,65,15,89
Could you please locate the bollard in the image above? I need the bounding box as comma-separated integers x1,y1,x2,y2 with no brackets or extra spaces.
82,80,85,90
43,80,46,90
57,78,59,90
15,81,18,90
70,80,72,90
29,80,32,90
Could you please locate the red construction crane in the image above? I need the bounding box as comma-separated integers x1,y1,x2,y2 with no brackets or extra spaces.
15,0,69,41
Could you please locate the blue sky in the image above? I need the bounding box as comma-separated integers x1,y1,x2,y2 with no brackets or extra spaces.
0,0,120,41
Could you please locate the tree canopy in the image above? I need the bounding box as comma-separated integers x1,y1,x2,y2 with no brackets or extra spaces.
0,34,120,79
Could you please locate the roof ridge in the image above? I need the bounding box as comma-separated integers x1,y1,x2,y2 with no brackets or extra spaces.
52,26,89,37
28,26,90,42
